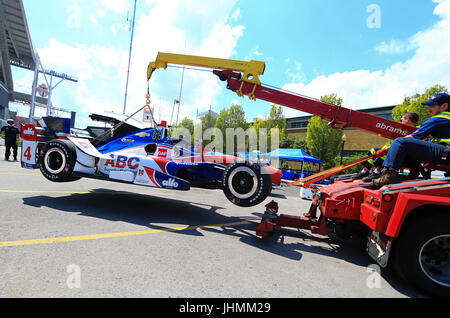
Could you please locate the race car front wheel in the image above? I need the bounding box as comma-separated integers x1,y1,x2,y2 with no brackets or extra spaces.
222,161,272,207
38,139,80,182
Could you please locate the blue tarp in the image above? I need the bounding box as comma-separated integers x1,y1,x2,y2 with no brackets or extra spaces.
266,148,322,164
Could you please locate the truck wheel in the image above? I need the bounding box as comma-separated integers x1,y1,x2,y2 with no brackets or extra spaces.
393,213,450,297
38,139,80,182
222,161,272,207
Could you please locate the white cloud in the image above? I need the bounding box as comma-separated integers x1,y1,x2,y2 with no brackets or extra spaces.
231,8,240,20
245,45,263,61
285,60,306,83
90,15,99,26
250,45,262,57
111,22,128,37
121,0,243,123
374,39,416,54
38,40,128,83
99,0,129,13
35,38,129,123
38,39,95,81
282,0,450,118
28,1,243,128
254,114,265,121
66,4,81,29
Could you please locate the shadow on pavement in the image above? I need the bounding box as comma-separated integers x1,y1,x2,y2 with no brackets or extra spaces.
268,192,287,199
22,188,418,297
22,188,236,237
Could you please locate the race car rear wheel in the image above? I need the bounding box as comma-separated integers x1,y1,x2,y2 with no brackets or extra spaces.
38,139,80,182
222,161,271,207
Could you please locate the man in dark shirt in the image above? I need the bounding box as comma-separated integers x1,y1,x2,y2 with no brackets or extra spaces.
1,119,20,161
373,93,450,187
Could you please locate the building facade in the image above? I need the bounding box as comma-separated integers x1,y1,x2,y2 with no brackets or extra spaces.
0,0,35,120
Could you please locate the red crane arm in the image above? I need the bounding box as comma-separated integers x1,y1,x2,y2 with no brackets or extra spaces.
213,70,416,140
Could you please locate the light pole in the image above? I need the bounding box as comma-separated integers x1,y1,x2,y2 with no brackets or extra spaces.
340,133,347,165
123,0,137,115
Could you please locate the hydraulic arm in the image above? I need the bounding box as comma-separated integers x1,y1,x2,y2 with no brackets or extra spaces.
147,52,416,140
213,70,416,140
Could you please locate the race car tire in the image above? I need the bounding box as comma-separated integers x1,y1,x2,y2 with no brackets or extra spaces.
38,139,80,182
222,161,272,207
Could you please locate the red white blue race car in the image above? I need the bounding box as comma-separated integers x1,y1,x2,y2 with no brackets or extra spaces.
20,115,281,207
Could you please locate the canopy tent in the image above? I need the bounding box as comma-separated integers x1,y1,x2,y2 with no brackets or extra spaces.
238,151,264,160
267,148,322,180
266,148,321,164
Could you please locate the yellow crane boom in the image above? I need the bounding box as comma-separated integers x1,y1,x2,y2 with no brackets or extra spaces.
147,52,266,86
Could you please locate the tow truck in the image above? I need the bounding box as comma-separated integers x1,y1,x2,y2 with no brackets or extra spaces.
147,52,450,297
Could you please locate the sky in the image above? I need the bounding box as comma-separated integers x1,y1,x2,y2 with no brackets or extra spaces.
9,0,450,128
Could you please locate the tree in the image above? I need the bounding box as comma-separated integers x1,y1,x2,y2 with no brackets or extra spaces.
306,94,344,169
173,117,194,143
200,112,217,131
266,104,287,135
337,153,367,174
249,117,268,152
280,135,308,151
214,104,249,155
194,111,218,147
250,104,287,152
392,85,448,125
215,104,248,131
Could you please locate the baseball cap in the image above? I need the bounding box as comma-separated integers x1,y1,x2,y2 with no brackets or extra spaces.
422,93,450,106
7,118,14,123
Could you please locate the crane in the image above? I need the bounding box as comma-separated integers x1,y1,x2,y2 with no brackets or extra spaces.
146,52,418,186
146,52,450,297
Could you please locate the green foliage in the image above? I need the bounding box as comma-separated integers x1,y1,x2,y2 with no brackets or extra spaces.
321,93,343,107
280,135,308,151
194,112,218,147
200,112,217,131
249,117,268,152
210,103,288,155
179,117,194,133
172,117,194,143
306,94,344,169
392,85,448,125
214,104,249,155
267,104,287,135
334,153,368,174
249,104,287,152
215,104,249,132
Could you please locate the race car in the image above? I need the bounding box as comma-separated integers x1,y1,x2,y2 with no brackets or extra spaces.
20,115,282,207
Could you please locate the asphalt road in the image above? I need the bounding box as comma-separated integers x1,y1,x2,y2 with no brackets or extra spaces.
0,152,421,298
